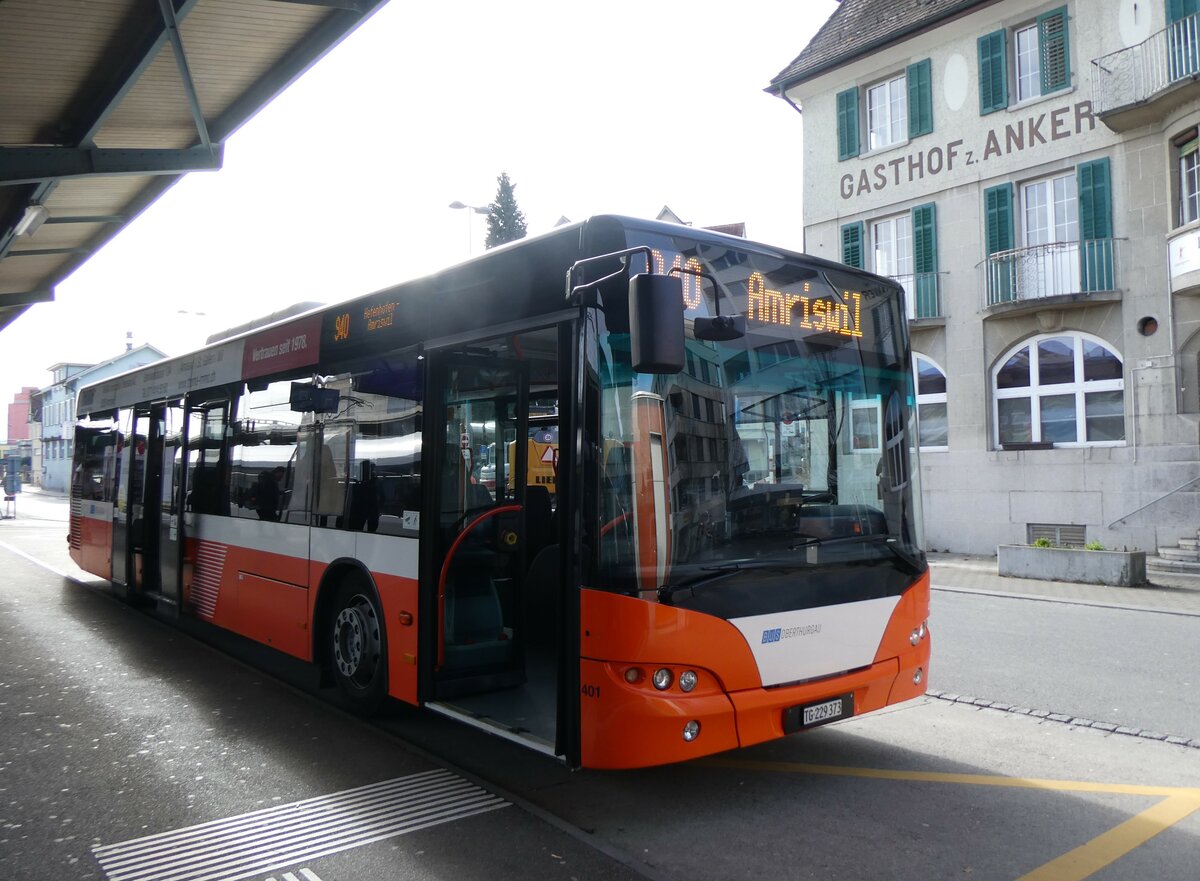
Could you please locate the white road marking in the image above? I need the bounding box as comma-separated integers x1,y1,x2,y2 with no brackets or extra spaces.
93,769,507,881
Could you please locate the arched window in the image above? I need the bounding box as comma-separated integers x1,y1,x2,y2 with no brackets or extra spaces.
913,354,948,450
992,333,1124,447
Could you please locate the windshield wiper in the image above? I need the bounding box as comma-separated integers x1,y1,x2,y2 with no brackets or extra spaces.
790,533,925,572
657,560,801,602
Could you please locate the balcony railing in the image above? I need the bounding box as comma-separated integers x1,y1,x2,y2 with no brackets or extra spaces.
979,239,1120,308
1092,13,1200,115
888,272,943,320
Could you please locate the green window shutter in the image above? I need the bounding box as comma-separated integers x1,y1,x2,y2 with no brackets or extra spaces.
837,87,860,161
984,184,1014,304
978,30,1008,115
984,184,1013,253
1078,157,1112,239
912,204,937,273
1168,0,1200,23
1078,157,1114,291
911,203,939,318
907,59,933,138
1038,8,1071,93
841,221,864,268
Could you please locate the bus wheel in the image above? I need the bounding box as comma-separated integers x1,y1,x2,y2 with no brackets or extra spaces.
329,581,387,715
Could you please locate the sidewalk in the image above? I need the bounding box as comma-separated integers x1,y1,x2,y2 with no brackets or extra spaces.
929,552,1200,615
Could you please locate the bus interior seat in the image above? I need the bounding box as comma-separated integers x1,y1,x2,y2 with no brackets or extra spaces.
444,565,513,668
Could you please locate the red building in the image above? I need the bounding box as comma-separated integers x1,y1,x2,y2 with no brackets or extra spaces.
7,387,36,443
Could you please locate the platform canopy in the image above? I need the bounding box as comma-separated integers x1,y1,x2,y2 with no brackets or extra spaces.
0,0,390,333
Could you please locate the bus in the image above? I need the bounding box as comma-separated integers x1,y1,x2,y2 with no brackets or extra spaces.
68,215,930,770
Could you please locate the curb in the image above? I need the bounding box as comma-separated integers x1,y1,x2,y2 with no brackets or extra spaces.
928,690,1200,749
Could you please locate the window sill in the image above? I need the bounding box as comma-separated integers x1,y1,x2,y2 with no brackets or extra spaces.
1006,84,1075,114
858,138,911,162
998,441,1127,451
1168,217,1200,239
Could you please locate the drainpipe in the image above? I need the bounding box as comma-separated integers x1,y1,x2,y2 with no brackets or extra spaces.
776,86,803,118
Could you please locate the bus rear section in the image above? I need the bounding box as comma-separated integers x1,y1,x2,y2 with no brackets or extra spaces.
574,229,930,768
68,422,122,579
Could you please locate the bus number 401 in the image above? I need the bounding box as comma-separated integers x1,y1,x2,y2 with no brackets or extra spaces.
580,684,600,699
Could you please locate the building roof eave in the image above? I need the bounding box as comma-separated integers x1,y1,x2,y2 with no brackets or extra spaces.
767,0,1001,95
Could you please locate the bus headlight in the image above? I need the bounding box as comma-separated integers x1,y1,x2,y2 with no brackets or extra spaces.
682,720,701,741
652,668,673,690
678,670,698,693
913,667,924,685
624,667,644,684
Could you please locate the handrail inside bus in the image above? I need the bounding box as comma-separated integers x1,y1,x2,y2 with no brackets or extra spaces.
436,503,523,669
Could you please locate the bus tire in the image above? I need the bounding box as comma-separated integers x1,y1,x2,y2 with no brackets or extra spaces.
328,578,388,715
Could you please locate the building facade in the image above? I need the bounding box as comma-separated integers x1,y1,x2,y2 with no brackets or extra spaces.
35,346,165,492
7,386,36,442
771,0,1200,554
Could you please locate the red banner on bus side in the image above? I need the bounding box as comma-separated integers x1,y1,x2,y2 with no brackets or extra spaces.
241,315,322,380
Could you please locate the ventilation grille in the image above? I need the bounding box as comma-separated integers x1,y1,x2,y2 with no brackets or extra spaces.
1027,523,1086,548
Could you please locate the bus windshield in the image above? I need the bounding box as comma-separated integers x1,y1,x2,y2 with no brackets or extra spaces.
592,242,925,619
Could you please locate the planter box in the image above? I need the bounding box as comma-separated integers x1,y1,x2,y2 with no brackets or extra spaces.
997,545,1148,587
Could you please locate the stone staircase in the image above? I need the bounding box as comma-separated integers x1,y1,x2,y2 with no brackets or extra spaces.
1150,529,1200,575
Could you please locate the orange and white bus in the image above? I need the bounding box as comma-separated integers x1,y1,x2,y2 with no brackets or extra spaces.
69,215,930,769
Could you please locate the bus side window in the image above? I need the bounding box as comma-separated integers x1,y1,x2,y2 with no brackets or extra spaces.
345,382,422,536
229,380,310,523
313,428,348,527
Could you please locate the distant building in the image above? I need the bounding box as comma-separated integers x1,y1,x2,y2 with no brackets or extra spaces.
34,345,166,492
770,0,1200,556
7,386,36,442
656,206,747,238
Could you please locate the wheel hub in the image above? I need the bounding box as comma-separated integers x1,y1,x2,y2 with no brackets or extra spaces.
331,604,367,681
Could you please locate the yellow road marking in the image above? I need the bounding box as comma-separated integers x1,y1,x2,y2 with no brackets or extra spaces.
704,759,1200,880
1016,795,1200,881
705,758,1200,798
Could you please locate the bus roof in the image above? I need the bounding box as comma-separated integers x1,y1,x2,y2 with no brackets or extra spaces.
75,215,895,417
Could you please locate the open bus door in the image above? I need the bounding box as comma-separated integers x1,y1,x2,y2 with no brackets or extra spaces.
154,402,185,617
421,349,565,758
117,403,181,616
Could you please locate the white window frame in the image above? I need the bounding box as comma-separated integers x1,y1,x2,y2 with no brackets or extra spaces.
872,213,913,284
866,74,907,152
1015,22,1042,102
992,332,1125,449
913,354,949,451
1178,132,1200,226
1020,171,1080,297
849,397,882,453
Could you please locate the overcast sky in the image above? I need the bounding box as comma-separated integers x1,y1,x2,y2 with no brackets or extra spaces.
0,0,838,442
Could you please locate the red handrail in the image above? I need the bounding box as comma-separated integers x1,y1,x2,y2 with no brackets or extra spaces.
600,511,630,537
437,503,522,669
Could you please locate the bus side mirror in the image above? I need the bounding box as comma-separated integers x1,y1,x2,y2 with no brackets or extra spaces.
628,273,685,374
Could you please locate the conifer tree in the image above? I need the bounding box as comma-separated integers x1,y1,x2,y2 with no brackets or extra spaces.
484,172,528,248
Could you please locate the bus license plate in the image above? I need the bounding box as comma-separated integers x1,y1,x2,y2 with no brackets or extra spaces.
783,694,853,734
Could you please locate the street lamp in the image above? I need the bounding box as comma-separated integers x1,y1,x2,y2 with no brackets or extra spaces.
449,200,491,255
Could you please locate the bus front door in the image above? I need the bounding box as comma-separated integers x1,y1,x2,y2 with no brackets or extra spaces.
423,352,559,753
